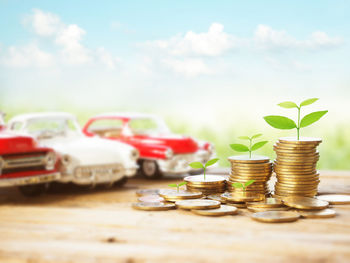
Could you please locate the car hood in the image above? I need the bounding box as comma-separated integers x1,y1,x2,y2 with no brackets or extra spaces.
132,134,198,154
0,132,37,154
40,135,135,166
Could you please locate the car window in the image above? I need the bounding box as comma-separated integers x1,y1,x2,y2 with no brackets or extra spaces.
88,119,124,138
11,122,23,131
26,118,79,138
128,118,159,135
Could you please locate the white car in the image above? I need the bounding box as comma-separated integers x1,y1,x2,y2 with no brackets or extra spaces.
8,112,139,187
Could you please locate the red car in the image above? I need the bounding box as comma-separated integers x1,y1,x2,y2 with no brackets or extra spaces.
83,113,215,179
0,113,60,196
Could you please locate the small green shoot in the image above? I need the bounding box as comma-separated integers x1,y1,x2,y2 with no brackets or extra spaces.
168,182,187,193
189,158,219,180
230,134,268,158
232,180,255,192
264,98,328,140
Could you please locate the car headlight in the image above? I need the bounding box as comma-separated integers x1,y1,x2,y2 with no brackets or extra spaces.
165,148,173,159
130,149,139,160
61,154,72,167
0,156,4,175
45,152,56,170
207,144,214,153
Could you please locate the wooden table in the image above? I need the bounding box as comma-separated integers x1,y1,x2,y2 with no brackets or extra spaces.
0,170,350,263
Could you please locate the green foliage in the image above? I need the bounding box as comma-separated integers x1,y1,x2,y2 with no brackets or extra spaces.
230,133,268,158
264,98,328,140
168,181,187,192
231,180,256,191
189,158,219,180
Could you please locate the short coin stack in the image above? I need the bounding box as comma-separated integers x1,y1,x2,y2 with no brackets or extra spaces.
273,137,321,198
184,175,226,195
227,155,272,195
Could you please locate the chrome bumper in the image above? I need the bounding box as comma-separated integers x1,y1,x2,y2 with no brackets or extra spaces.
0,172,60,187
125,165,138,177
157,150,214,175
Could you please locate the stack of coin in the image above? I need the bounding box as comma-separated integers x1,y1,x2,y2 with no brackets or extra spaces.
273,137,322,198
159,189,203,202
221,192,265,208
227,155,272,195
184,175,226,195
246,197,289,212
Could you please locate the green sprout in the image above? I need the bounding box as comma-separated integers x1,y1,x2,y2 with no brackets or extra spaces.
168,182,187,193
232,180,255,192
230,134,268,158
264,98,328,140
189,158,219,180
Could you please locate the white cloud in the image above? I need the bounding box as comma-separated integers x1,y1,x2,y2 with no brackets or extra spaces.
1,43,54,68
254,24,342,50
24,9,60,36
147,23,237,57
162,58,211,77
96,47,120,69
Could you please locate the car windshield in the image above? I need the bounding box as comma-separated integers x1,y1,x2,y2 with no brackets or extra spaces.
25,118,81,139
128,117,170,136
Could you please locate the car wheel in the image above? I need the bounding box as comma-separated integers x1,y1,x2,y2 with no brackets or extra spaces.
18,183,48,197
114,177,128,187
140,160,162,179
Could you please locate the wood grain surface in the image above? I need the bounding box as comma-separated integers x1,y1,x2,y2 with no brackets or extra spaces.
0,170,349,263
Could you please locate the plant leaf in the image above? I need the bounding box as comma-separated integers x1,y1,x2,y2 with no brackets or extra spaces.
244,180,255,187
230,144,249,152
300,110,328,128
251,133,262,139
168,184,177,187
205,158,219,167
238,136,250,140
278,101,298,109
178,182,187,186
189,162,204,169
251,141,268,151
300,98,319,107
263,115,297,130
232,182,243,188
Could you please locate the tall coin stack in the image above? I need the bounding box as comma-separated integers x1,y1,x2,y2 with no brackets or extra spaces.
227,156,273,195
273,137,321,198
184,175,226,195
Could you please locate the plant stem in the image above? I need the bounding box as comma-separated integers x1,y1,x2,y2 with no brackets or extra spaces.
297,107,301,140
203,167,206,180
177,185,179,193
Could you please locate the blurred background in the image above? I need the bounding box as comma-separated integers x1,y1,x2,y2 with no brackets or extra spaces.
0,0,349,169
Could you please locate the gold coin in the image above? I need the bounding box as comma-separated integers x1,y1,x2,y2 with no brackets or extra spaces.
228,155,270,164
221,192,265,202
274,147,317,154
175,199,221,210
232,162,272,168
298,208,336,219
184,175,226,184
247,206,290,212
251,211,300,223
231,165,273,171
282,196,328,210
275,183,318,189
278,137,322,145
225,202,246,208
275,189,318,195
159,189,203,201
192,205,238,216
136,189,160,197
207,194,227,203
246,198,283,208
132,202,176,211
276,151,319,157
316,194,350,205
274,169,318,175
138,195,165,203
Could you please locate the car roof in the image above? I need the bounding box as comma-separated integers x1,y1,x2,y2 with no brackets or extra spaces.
92,112,157,121
9,112,76,123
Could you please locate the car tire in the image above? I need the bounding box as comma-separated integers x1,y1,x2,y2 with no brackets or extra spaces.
140,160,162,179
114,177,128,187
18,183,48,197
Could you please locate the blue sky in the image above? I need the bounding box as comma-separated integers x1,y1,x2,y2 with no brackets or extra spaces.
0,0,349,123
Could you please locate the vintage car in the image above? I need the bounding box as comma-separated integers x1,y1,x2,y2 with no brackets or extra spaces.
0,113,60,196
8,112,139,187
83,113,215,179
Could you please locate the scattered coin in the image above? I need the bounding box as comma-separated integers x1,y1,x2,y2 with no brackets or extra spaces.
221,192,265,202
136,189,160,197
159,189,203,202
283,196,329,210
138,195,165,203
192,205,238,216
175,199,221,210
251,211,300,223
246,198,283,208
316,194,350,205
247,206,290,213
298,208,336,219
132,202,176,211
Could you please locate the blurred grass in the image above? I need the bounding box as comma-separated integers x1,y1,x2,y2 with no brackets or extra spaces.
2,103,350,170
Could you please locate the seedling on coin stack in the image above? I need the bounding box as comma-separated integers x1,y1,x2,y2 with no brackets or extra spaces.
168,182,187,193
264,98,328,198
185,158,227,195
227,133,272,196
